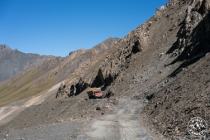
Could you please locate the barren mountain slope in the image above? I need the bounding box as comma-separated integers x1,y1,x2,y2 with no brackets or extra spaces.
54,0,210,139
0,38,118,107
0,45,53,81
0,0,174,138
0,0,209,140
144,0,210,138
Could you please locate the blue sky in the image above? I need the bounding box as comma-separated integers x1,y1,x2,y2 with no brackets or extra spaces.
0,0,166,56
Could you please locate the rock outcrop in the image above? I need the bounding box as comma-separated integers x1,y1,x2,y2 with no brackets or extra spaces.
144,0,210,138
167,0,210,77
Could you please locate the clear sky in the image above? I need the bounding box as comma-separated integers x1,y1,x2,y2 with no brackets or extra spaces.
0,0,166,56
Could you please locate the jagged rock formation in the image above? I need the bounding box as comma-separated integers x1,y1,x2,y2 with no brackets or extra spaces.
167,0,210,76
56,24,150,98
56,38,142,97
56,38,121,98
144,0,210,138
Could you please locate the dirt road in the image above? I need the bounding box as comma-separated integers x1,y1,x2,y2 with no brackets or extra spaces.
1,97,160,140
85,98,155,140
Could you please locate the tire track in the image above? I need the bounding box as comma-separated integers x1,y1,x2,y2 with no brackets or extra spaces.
85,98,154,140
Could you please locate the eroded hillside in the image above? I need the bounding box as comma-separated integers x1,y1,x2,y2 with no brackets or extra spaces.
0,38,118,107
0,0,209,139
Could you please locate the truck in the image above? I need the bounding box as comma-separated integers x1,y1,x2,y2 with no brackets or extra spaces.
87,88,103,99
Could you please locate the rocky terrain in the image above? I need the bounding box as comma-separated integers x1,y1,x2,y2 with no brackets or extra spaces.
0,38,118,106
0,0,210,140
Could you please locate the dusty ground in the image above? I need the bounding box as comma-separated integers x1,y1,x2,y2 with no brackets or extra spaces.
0,96,162,140
85,98,157,140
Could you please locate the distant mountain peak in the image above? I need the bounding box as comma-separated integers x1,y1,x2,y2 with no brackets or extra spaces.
0,44,55,81
0,44,12,51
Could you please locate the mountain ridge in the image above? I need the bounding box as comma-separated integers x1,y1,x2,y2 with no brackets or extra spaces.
0,44,56,81
0,38,119,106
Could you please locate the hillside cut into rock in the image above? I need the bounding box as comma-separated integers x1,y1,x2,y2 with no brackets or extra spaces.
55,0,210,139
0,0,210,139
144,0,210,139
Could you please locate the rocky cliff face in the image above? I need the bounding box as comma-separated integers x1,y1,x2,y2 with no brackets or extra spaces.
55,38,120,98
56,37,142,98
144,0,210,138
167,0,210,76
